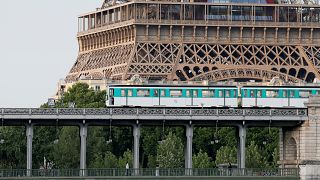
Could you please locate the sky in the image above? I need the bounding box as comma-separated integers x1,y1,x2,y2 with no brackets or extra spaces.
0,0,102,107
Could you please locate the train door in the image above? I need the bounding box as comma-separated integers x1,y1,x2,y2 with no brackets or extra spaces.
122,89,132,106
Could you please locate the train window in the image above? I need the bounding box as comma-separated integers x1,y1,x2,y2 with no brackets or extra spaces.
266,90,279,98
283,90,287,98
299,90,310,98
225,90,230,98
121,90,126,97
243,90,248,97
137,89,150,97
317,91,320,95
186,90,191,97
170,90,182,97
203,90,214,97
250,90,255,98
160,90,166,97
128,89,133,97
109,89,114,96
257,90,262,98
289,90,295,98
193,90,198,97
154,90,159,97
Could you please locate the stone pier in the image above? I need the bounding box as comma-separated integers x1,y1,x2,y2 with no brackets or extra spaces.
279,95,320,179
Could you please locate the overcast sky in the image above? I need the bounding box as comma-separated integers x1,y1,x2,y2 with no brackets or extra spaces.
0,1,102,107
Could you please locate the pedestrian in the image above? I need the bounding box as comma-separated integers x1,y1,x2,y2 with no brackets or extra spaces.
126,162,129,176
228,162,232,176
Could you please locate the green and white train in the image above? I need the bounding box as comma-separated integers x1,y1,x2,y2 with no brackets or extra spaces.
106,84,320,108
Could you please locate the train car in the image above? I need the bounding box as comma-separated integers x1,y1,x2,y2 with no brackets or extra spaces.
106,84,238,107
241,86,320,108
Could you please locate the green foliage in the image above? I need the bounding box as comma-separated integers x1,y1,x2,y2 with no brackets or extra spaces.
0,82,283,169
32,126,56,168
157,132,184,168
0,127,26,169
246,141,269,168
118,149,133,168
57,83,106,108
53,126,80,168
192,150,212,168
215,146,237,166
104,151,119,168
87,126,111,168
271,147,279,168
147,155,157,168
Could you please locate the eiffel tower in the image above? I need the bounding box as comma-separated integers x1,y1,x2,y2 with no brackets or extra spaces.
66,0,320,83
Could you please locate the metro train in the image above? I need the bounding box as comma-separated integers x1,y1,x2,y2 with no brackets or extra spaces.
106,84,320,108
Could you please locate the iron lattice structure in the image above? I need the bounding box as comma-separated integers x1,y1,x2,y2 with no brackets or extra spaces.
66,0,320,83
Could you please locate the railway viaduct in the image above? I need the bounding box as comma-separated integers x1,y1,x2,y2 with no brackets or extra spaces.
1,96,320,179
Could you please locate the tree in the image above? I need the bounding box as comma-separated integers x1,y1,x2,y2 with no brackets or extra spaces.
192,150,212,168
271,147,279,168
52,126,80,168
246,141,268,168
118,149,133,168
104,151,119,168
157,132,184,168
215,146,237,166
59,83,106,108
0,127,26,169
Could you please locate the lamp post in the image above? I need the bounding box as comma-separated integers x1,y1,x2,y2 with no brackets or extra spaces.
158,120,165,144
211,120,220,144
106,120,112,144
53,120,59,144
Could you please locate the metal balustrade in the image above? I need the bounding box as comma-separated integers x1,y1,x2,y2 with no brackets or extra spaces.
0,107,307,117
0,168,299,177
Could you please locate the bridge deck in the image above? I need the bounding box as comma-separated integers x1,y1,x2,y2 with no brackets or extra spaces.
1,107,307,127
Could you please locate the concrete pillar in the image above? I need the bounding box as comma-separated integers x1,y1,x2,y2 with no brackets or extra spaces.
80,124,87,176
26,123,33,177
236,128,241,168
185,124,193,170
238,125,246,169
133,123,140,170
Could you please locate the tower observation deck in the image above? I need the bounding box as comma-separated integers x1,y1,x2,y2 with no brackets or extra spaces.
66,0,320,83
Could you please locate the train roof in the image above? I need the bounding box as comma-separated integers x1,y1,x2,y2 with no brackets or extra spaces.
107,84,237,88
242,85,320,88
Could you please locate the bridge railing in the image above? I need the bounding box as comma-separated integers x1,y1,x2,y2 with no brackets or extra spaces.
0,107,308,117
0,168,299,177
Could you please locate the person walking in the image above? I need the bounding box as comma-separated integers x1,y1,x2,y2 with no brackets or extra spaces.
228,162,232,176
126,162,130,176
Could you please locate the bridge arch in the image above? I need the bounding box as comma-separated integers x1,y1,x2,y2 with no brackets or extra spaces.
285,137,297,161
